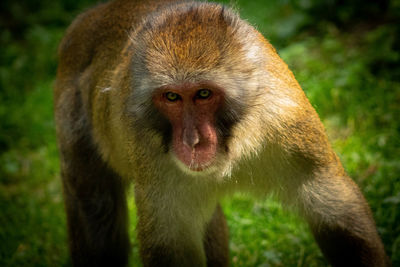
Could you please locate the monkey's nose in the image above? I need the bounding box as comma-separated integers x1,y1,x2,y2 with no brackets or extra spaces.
183,127,200,148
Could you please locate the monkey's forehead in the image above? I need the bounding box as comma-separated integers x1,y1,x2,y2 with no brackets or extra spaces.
133,4,260,67
129,2,266,91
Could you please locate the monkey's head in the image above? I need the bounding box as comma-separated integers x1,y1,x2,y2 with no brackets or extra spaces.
119,3,293,177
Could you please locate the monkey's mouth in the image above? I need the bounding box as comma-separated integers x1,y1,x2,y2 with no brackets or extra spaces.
171,154,215,174
172,142,217,172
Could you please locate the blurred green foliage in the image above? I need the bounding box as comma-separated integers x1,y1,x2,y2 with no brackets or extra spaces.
1,0,399,266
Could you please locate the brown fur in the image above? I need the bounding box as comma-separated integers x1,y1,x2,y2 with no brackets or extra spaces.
54,0,390,266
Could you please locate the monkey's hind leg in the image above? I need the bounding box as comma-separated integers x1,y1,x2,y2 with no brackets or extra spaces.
204,204,229,267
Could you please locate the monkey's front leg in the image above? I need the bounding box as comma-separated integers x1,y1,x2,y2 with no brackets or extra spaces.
204,204,229,267
60,144,130,267
134,182,216,267
298,165,390,266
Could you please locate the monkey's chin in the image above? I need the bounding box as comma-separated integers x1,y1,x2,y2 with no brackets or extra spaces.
171,154,217,176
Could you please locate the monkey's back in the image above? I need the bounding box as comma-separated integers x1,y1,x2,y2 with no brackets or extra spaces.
54,0,176,100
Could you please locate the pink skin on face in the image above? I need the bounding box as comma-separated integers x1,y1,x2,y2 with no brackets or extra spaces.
152,83,223,171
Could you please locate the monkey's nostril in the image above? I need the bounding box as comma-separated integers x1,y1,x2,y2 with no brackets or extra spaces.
183,128,200,148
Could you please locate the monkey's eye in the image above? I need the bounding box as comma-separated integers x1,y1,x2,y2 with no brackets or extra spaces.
196,89,212,99
165,92,180,102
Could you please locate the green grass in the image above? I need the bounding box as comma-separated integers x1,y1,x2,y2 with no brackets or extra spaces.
224,196,326,267
1,0,400,266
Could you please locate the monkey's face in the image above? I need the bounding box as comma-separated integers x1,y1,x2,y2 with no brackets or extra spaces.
152,82,224,172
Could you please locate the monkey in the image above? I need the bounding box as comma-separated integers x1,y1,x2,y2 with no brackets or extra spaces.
54,0,390,266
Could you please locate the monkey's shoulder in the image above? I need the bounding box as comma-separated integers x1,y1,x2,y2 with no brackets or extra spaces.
57,1,123,75
58,0,180,75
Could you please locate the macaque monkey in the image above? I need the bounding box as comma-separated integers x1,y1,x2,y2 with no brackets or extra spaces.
54,0,390,266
